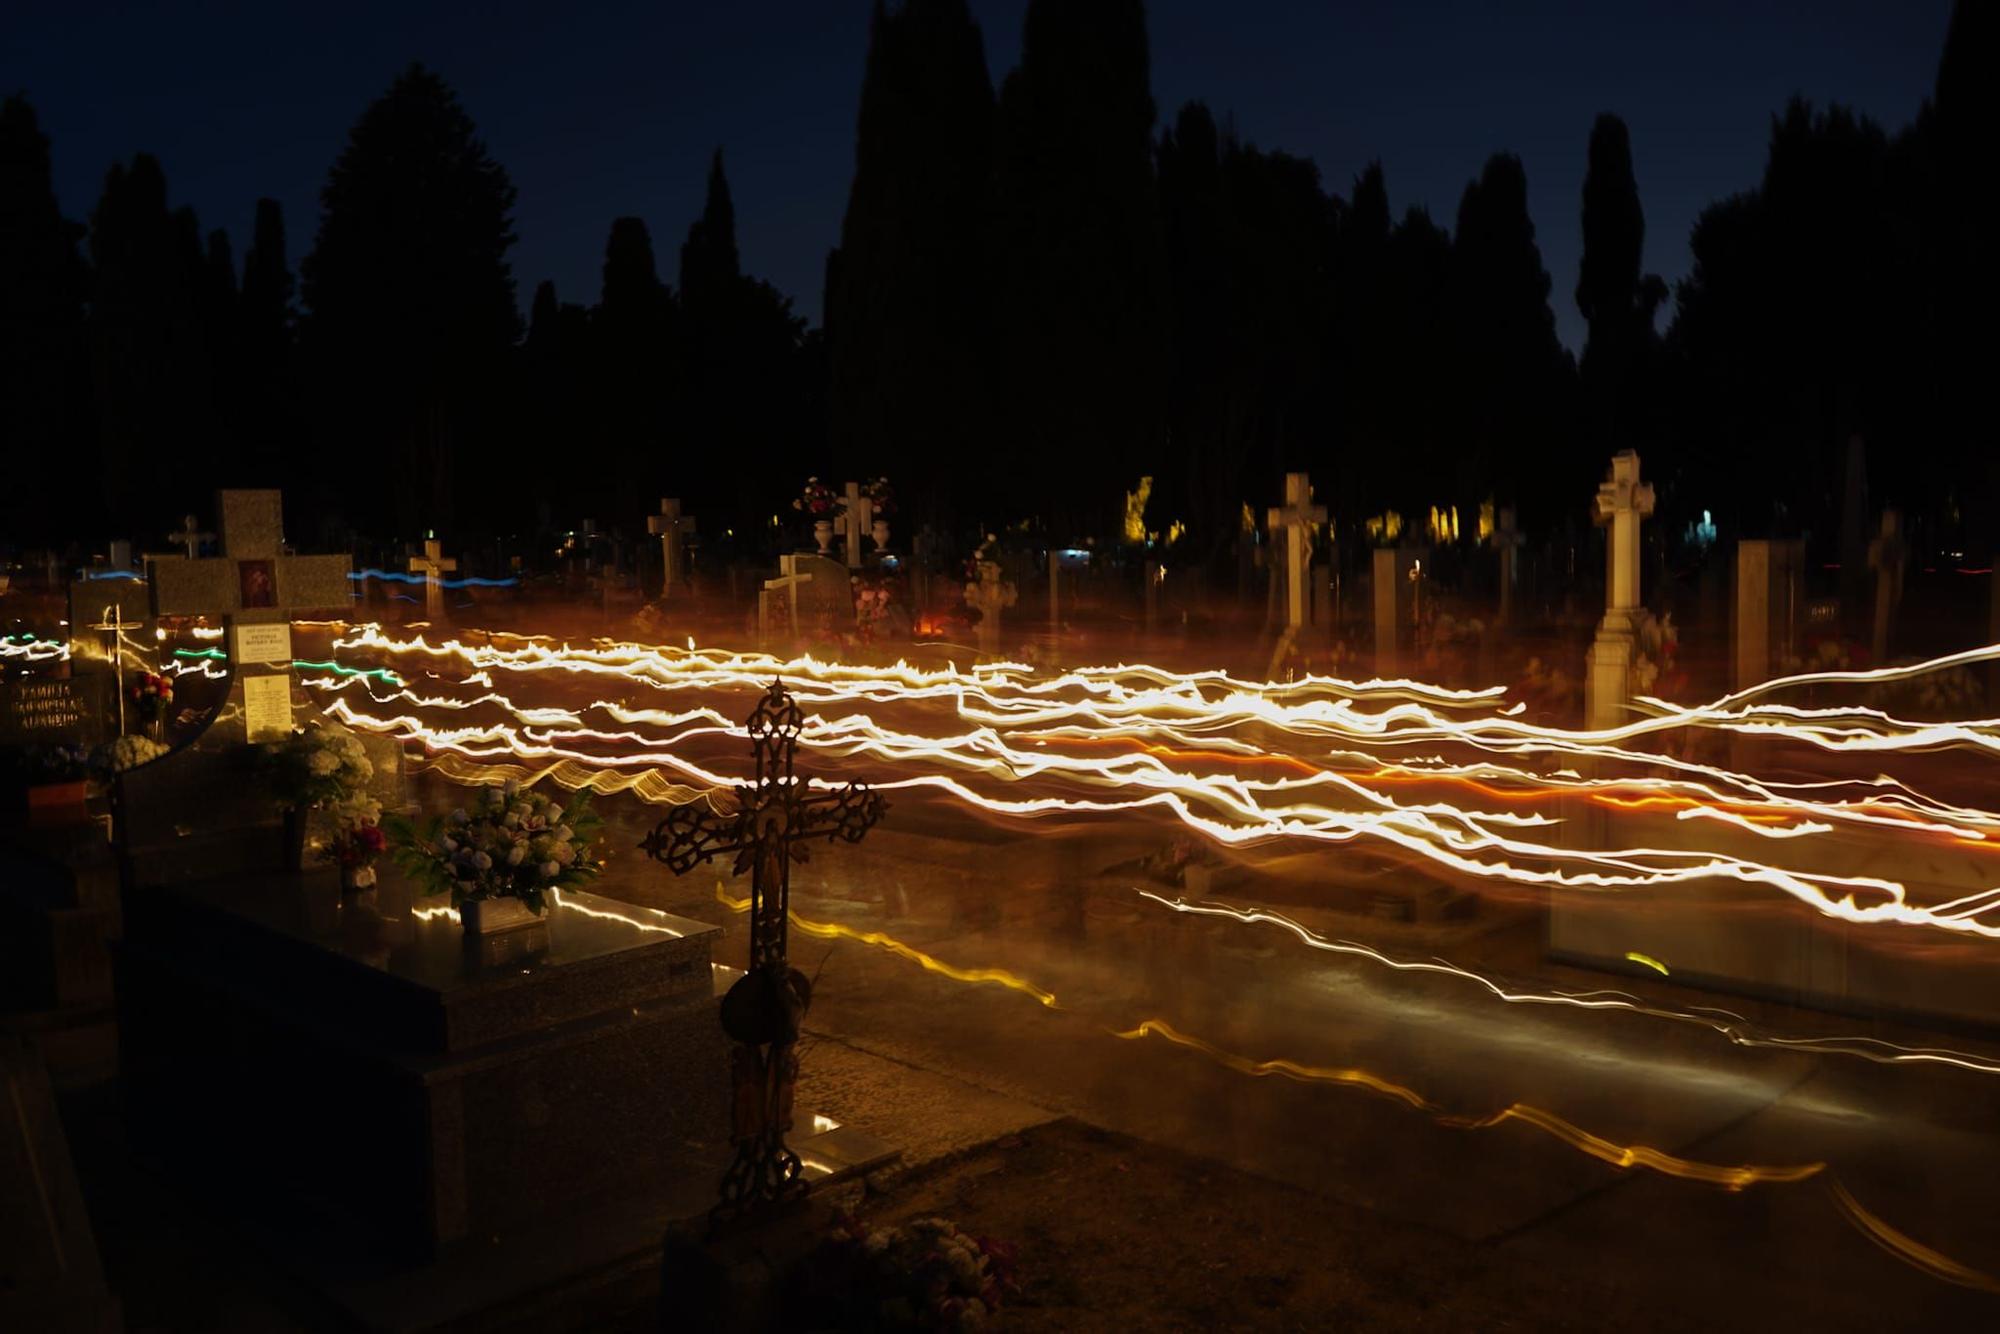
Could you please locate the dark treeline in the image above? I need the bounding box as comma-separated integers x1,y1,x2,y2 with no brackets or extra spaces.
0,0,1987,566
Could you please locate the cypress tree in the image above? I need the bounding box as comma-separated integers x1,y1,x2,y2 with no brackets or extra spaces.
302,63,520,536
1576,114,1664,453
0,96,88,542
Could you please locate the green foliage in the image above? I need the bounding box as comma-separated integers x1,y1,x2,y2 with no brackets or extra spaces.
386,782,604,912
260,719,374,812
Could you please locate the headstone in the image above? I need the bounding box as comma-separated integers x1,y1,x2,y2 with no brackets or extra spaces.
648,498,697,596
148,490,353,743
966,560,1016,659
1584,450,1655,729
1865,509,1906,664
1266,472,1327,633
407,536,457,623
1372,547,1421,677
1494,505,1525,625
759,555,813,645
790,553,857,641
833,481,873,569
0,675,115,748
1735,538,1805,690
106,539,132,572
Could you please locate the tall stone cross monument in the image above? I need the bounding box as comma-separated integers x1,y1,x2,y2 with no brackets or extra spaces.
1267,472,1327,632
834,481,874,569
1866,509,1906,665
1495,505,1525,625
1584,451,1655,730
647,498,697,597
640,680,887,1221
149,490,353,743
407,536,457,623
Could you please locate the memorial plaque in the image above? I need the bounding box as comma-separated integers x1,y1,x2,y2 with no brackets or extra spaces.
241,673,293,742
0,676,114,746
231,622,293,665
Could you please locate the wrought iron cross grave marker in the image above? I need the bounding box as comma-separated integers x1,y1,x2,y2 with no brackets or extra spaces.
639,679,887,1221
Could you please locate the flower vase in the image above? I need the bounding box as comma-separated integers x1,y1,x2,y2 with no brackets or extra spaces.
813,519,835,556
281,807,307,872
461,896,545,938
871,518,890,551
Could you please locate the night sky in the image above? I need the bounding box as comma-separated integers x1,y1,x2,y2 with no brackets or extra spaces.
3,1,1949,352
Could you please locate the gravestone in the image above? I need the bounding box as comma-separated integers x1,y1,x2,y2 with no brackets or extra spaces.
791,553,857,641
1372,548,1422,677
407,536,457,623
1494,505,1524,625
648,498,696,597
149,489,353,744
760,555,813,645
1584,451,1655,729
167,514,212,559
0,675,115,748
834,481,873,569
1267,472,1326,633
1865,509,1906,664
1735,538,1805,690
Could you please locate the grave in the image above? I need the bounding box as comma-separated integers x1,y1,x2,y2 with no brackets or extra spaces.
148,489,353,745
1583,450,1654,729
1372,547,1422,677
407,535,457,623
833,481,873,568
648,497,697,597
1734,538,1805,690
116,866,726,1261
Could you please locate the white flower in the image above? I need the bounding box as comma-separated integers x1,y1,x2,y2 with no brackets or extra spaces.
440,835,458,853
308,751,339,776
472,851,492,871
506,844,527,865
552,842,576,866
503,779,520,798
350,865,377,888
502,811,519,828
540,860,561,879
545,804,564,822
451,808,469,824
553,825,573,843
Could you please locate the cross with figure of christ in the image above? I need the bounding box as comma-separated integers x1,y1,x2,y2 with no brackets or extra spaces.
639,680,887,1221
408,536,457,623
167,514,213,560
1266,472,1327,631
647,498,697,596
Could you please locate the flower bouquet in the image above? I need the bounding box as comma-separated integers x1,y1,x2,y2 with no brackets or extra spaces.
861,476,895,518
324,791,387,892
795,1214,1018,1332
130,671,175,735
261,719,376,870
794,477,843,519
386,781,604,932
94,734,168,774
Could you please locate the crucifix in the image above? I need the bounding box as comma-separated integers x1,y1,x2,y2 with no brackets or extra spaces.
1584,450,1656,730
87,602,148,736
407,536,458,623
647,498,697,597
167,515,213,560
758,555,814,646
833,481,873,569
1266,472,1327,632
148,490,353,743
639,680,887,1222
965,560,1016,659
1866,509,1906,664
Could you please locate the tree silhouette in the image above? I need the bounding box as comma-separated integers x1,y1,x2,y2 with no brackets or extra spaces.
302,63,519,537
0,96,88,544
989,0,1165,534
1576,114,1665,457
824,0,995,521
591,215,679,519
237,198,297,484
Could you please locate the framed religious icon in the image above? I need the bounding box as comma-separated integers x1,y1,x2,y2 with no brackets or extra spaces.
238,559,276,609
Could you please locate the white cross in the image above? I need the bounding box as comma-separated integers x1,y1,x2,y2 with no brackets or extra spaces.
408,536,458,623
760,554,814,642
1592,451,1654,616
1265,472,1327,631
647,498,697,595
167,514,213,560
833,481,874,568
965,560,1016,657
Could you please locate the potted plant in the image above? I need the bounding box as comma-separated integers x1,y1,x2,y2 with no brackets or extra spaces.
261,720,375,871
795,477,843,555
386,780,604,937
794,1214,1018,1331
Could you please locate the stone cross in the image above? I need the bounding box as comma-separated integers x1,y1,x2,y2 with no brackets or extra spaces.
1593,451,1654,618
647,498,697,596
148,490,353,742
834,481,874,569
759,555,813,644
1585,451,1655,729
407,537,458,623
1266,473,1327,632
167,515,213,560
639,680,886,1222
1866,509,1906,664
966,560,1017,658
1494,505,1525,625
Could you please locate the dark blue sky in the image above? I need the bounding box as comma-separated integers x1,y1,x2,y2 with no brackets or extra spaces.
4,1,1949,351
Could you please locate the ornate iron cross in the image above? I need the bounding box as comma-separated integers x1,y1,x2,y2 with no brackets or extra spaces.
639,678,887,1222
